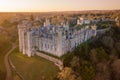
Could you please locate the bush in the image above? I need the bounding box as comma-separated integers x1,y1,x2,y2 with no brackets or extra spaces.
96,47,109,61
74,43,90,60
80,60,96,80
62,52,74,67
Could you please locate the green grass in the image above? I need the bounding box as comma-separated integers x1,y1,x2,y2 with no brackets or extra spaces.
0,41,11,72
0,34,11,80
10,48,59,80
12,70,21,80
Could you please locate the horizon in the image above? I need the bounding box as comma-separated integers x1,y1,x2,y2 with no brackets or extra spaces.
0,0,120,12
0,9,120,13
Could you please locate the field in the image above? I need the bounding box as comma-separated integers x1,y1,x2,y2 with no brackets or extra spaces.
0,34,11,79
10,48,59,80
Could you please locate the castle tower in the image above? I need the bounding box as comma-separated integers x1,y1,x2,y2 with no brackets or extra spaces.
77,18,84,25
77,19,80,25
18,24,26,55
91,24,97,36
57,31,63,57
18,24,22,52
63,21,69,30
22,30,26,55
85,29,89,41
26,29,32,57
115,16,120,26
18,20,31,55
44,18,50,27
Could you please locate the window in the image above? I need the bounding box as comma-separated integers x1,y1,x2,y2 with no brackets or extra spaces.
45,44,46,48
51,45,52,50
48,44,49,49
41,43,43,47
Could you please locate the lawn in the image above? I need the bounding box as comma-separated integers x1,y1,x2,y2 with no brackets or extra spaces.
10,48,59,80
0,35,11,80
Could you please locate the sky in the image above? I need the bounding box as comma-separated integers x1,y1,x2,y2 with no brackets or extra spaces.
0,0,120,12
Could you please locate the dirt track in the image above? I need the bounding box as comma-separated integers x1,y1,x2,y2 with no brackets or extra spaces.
4,44,16,80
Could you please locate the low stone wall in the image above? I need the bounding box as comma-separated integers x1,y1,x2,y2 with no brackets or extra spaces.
36,51,63,70
97,27,110,35
9,57,25,80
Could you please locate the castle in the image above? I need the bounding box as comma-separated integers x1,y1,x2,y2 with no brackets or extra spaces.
18,18,97,57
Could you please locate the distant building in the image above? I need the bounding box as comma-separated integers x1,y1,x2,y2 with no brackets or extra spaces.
18,18,97,57
115,16,120,26
77,18,90,25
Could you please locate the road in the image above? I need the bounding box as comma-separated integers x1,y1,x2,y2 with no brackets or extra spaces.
4,44,16,80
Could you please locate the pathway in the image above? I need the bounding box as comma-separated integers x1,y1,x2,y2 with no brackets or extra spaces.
4,44,16,80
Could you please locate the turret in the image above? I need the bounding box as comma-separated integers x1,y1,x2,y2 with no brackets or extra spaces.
91,24,97,30
44,18,50,27
77,19,80,25
63,21,69,30
77,17,84,25
91,24,97,36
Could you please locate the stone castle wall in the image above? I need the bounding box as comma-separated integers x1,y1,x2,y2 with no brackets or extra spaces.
36,51,63,70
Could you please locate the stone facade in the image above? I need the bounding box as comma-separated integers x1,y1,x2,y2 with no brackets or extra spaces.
18,18,97,57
